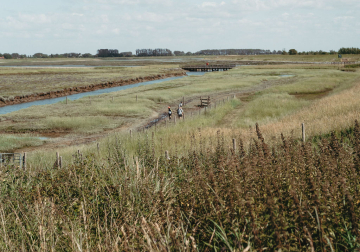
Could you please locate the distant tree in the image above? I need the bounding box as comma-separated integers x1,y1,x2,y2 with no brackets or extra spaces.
186,51,193,56
33,53,43,58
174,51,185,56
11,53,20,59
0,53,3,57
288,49,297,55
97,49,120,57
82,53,93,58
3,53,12,59
282,50,288,55
329,50,337,55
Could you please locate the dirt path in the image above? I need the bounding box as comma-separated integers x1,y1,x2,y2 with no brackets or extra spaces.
13,76,298,153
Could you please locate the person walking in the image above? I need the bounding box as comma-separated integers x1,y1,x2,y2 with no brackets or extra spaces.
168,106,172,120
179,101,182,108
177,106,183,119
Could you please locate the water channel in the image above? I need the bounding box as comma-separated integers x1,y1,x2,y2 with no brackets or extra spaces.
0,72,205,115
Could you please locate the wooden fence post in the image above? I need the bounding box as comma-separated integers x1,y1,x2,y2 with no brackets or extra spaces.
232,139,236,153
302,123,306,143
66,97,68,104
97,143,100,154
165,150,169,160
183,96,185,106
174,116,176,125
59,156,62,168
56,152,60,168
165,119,167,128
23,152,27,170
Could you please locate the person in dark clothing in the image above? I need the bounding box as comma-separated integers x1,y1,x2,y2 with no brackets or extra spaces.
168,106,172,120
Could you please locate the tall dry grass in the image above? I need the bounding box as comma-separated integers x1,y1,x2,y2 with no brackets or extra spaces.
0,123,359,251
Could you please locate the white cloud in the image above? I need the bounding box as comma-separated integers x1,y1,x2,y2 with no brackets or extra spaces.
1,0,359,54
201,2,217,7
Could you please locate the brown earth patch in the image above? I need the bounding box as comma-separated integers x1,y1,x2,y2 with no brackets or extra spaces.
0,71,186,107
289,88,333,100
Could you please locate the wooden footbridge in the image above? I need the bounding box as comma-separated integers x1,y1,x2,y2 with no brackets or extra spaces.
181,64,236,72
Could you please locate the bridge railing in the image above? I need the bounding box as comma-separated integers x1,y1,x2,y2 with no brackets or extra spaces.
0,153,22,168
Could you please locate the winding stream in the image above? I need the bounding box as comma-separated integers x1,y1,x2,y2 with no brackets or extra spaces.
0,72,205,115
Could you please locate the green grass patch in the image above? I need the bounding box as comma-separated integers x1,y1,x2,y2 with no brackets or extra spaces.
0,134,43,152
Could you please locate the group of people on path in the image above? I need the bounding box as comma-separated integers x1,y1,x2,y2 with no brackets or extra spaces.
168,101,183,120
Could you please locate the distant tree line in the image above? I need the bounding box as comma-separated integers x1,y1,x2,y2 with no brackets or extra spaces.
136,48,172,57
0,52,95,59
2,47,359,60
97,49,132,57
0,53,27,59
338,47,360,54
283,48,360,55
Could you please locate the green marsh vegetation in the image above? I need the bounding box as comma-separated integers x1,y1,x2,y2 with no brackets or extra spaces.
0,134,44,152
0,65,181,97
2,63,360,152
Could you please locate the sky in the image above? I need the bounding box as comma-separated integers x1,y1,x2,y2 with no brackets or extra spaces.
1,0,359,55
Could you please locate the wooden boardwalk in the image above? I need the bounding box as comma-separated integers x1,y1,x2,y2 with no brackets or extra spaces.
181,64,236,72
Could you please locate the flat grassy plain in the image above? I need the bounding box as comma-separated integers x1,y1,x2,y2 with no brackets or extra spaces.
0,65,182,97
12,62,359,163
215,53,360,62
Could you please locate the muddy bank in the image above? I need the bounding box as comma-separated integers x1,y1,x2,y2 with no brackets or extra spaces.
0,71,186,107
